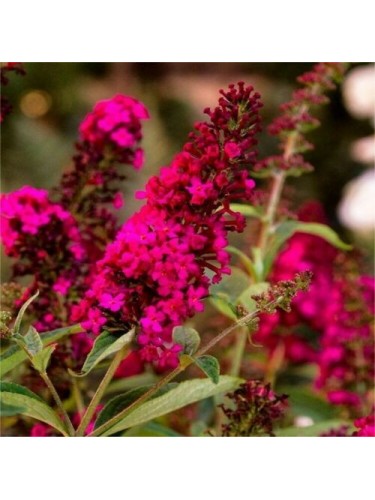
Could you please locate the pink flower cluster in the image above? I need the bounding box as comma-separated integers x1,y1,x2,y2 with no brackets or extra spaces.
78,94,149,168
77,82,262,369
2,94,149,352
0,186,86,331
0,186,84,261
58,94,150,258
254,202,374,413
352,411,375,437
316,273,374,410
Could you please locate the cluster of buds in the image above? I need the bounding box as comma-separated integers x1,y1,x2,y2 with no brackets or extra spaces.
0,311,13,340
252,271,313,314
254,63,347,177
220,380,288,436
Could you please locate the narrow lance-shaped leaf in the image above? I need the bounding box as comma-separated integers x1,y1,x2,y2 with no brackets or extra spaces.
0,401,25,417
0,381,68,436
13,290,39,334
127,421,183,437
227,246,256,277
98,375,242,436
264,221,352,277
95,384,178,429
70,328,135,377
229,203,264,219
0,324,83,377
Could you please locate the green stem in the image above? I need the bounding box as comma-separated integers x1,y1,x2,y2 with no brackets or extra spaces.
75,344,130,436
256,170,286,257
256,128,300,260
40,371,75,436
88,304,278,437
264,342,285,387
229,326,248,377
71,376,85,415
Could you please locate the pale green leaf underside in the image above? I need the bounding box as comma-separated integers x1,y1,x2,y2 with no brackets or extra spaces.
99,375,242,436
72,328,135,377
0,381,67,435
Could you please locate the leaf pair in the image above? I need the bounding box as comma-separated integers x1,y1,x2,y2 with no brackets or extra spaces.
172,326,220,384
0,324,83,377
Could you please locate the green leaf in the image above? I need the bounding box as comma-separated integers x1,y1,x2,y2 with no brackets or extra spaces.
264,221,352,277
124,421,183,437
98,375,242,436
0,401,26,417
227,246,256,277
209,267,251,319
190,421,209,437
14,326,43,356
293,223,352,250
276,419,351,437
172,326,200,356
209,294,238,320
95,384,177,429
13,291,39,334
71,328,135,377
31,344,56,373
195,355,220,384
0,381,68,435
230,203,263,219
106,373,158,396
0,324,82,377
279,386,337,422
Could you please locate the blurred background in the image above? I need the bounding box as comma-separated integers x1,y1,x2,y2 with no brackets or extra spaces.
1,62,374,277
